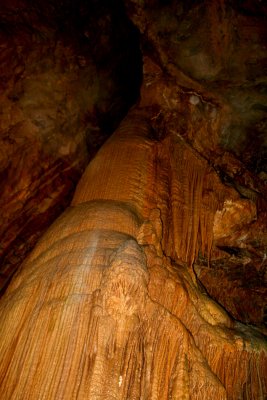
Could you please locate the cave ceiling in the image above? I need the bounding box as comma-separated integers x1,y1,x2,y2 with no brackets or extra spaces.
0,0,266,331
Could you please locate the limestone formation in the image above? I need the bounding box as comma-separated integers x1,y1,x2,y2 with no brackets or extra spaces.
0,0,267,398
125,0,267,326
0,110,266,399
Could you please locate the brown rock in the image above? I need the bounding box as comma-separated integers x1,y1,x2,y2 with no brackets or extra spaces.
0,0,142,293
0,0,267,397
0,110,266,399
123,0,267,327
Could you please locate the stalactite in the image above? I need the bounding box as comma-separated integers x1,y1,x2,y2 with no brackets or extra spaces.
169,138,225,266
146,248,267,400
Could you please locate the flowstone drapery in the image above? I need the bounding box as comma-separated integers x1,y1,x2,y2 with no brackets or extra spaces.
0,109,266,399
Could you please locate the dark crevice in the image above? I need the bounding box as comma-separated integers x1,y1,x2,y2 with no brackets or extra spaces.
0,0,143,295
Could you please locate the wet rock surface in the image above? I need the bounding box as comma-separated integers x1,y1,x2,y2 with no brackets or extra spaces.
0,1,266,397
0,110,266,399
124,0,267,328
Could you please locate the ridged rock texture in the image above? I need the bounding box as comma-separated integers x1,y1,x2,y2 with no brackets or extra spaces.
124,0,267,329
0,0,267,399
0,109,266,399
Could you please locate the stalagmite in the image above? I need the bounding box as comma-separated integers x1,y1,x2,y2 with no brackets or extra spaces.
0,107,266,399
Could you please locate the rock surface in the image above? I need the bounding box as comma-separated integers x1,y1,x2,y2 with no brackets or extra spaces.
0,0,142,293
0,1,267,398
0,110,266,399
124,0,267,328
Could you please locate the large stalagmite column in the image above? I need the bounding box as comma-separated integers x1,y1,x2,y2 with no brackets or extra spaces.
0,110,266,399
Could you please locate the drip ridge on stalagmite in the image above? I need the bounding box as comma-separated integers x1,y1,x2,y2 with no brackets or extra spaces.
0,107,266,399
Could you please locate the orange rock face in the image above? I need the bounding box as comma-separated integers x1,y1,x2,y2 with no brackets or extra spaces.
0,1,267,398
124,0,267,327
0,110,266,399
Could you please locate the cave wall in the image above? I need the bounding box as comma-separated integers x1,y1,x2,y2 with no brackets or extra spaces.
0,0,267,398
0,0,142,293
124,0,267,328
